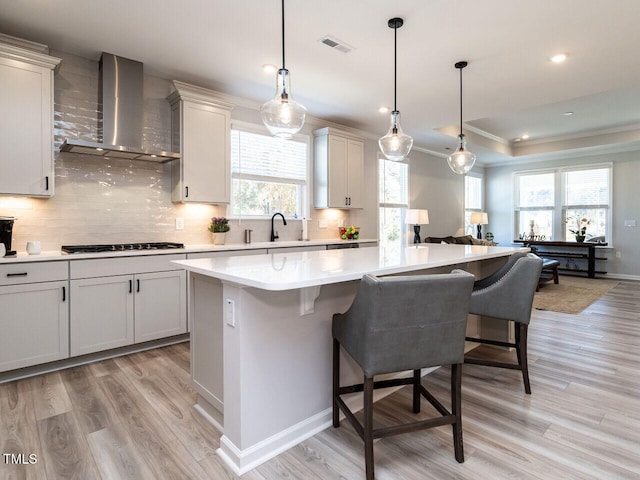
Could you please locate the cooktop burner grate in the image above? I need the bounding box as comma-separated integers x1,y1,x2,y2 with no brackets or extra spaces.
61,242,184,254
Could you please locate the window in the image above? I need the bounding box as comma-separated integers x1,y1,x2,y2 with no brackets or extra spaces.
379,155,408,245
514,165,611,242
514,172,555,239
464,175,483,236
230,124,309,218
563,167,610,240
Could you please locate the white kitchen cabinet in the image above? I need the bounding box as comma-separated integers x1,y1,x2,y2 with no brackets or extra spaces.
70,275,134,356
134,270,186,343
267,245,327,253
0,261,68,372
70,254,187,356
314,127,364,209
168,81,234,204
0,42,61,197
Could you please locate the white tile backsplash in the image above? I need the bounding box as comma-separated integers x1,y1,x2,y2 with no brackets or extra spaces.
1,49,349,253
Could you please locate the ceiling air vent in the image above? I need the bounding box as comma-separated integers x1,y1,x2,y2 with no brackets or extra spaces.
320,35,354,53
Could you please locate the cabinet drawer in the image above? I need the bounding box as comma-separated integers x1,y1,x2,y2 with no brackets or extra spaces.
0,261,68,286
70,253,187,279
187,249,268,259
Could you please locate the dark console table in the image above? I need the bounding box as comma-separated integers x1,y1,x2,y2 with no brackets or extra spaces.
514,240,608,278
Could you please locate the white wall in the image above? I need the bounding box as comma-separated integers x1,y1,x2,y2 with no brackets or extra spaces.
409,150,467,239
485,150,640,278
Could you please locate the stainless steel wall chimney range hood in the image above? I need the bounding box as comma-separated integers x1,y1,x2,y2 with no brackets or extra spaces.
60,53,180,162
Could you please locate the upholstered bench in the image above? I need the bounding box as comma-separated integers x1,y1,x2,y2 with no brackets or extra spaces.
537,258,560,290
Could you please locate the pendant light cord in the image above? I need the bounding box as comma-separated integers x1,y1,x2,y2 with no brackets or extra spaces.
459,66,463,136
393,24,397,112
281,0,286,70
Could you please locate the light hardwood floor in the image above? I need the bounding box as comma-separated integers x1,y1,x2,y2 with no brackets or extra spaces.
1,280,639,479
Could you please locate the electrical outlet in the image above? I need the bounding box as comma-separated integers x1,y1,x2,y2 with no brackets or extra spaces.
615,251,622,258
175,217,184,230
225,298,236,327
338,218,345,228
318,220,328,229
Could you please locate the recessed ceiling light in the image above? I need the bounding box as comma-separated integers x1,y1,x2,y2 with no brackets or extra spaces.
262,64,277,74
550,53,567,63
378,106,390,114
521,134,530,140
564,111,574,116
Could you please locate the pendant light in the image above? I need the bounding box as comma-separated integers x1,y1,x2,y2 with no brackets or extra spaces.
447,61,476,174
261,0,307,138
379,17,413,161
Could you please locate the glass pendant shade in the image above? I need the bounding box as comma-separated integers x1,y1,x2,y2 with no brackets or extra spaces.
379,111,413,161
261,68,306,138
447,134,476,174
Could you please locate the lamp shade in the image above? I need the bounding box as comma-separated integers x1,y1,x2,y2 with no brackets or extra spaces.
405,209,430,225
470,212,488,225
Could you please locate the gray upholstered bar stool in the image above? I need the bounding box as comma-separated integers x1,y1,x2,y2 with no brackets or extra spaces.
464,252,543,394
332,271,475,480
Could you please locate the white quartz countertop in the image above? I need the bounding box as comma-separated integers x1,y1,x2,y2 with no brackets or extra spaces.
0,238,377,264
172,244,528,291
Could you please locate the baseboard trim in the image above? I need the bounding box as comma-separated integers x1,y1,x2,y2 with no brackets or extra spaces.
213,367,439,475
602,273,640,281
0,333,189,384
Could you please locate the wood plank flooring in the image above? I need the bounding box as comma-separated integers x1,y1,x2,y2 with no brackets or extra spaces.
1,280,639,479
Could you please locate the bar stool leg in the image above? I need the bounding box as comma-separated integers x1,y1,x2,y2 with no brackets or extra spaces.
413,369,421,413
364,376,375,480
451,364,464,463
515,323,531,394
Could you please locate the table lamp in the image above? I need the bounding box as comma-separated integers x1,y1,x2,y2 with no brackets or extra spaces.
405,209,430,243
470,212,488,239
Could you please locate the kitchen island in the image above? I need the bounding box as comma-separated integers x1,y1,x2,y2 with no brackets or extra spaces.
172,243,527,474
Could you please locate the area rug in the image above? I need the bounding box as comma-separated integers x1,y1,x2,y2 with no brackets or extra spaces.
533,276,619,314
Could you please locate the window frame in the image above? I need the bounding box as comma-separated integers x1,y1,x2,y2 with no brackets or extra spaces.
228,120,311,220
513,163,612,243
378,153,410,244
464,173,484,236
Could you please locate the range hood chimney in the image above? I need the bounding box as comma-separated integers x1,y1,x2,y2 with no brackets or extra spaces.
60,53,180,162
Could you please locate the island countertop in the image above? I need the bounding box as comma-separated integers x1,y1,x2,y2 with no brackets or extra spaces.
172,243,528,291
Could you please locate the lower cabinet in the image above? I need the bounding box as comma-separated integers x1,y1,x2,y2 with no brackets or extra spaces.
70,275,134,356
0,280,69,372
69,254,187,357
134,270,186,343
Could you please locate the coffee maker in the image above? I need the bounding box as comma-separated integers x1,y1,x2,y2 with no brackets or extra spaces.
0,216,16,257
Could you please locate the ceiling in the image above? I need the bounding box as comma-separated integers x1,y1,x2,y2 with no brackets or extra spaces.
2,0,640,166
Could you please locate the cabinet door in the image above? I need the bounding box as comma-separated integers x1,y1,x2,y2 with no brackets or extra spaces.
70,276,134,356
327,135,349,208
0,57,54,196
0,281,68,372
180,102,230,204
346,139,364,208
134,270,187,343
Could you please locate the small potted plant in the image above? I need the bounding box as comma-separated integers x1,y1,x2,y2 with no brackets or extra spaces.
565,216,590,242
208,217,230,245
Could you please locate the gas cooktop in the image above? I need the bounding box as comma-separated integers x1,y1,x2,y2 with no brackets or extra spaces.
61,242,184,254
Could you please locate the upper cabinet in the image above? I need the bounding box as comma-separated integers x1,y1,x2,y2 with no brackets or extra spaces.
314,127,364,209
168,81,234,204
0,41,61,197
